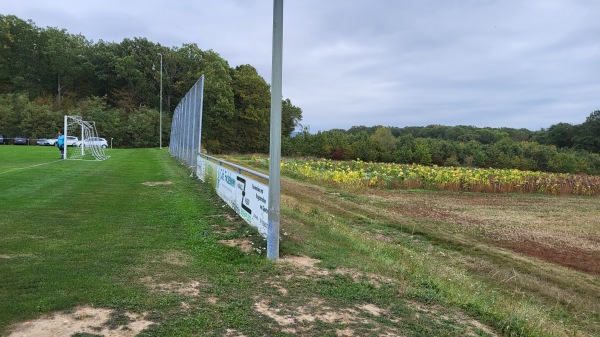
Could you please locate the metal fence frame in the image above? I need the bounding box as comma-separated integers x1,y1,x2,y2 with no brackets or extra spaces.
169,75,204,168
169,73,274,240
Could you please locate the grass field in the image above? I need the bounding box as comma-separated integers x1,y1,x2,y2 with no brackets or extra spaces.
1,146,598,336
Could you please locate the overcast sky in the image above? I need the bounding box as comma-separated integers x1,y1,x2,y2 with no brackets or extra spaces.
4,0,600,132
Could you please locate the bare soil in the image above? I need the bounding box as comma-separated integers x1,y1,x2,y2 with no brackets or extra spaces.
6,306,154,337
259,255,498,337
496,239,599,274
366,190,600,275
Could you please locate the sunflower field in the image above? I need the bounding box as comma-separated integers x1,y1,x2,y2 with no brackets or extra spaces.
270,158,600,196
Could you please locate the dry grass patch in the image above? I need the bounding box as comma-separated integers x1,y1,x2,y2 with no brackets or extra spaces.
158,250,192,267
0,254,35,259
141,181,173,186
253,297,381,335
224,328,248,337
140,276,204,297
265,280,289,296
218,239,254,253
280,255,396,288
137,250,209,298
6,306,154,337
273,255,496,335
408,300,499,337
133,249,195,280
253,295,496,337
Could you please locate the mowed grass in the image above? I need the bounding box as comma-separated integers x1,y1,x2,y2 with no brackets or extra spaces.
0,146,598,336
0,146,273,335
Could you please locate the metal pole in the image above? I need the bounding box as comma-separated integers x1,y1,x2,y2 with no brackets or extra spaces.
63,115,68,159
191,84,197,167
80,120,84,156
185,96,191,165
197,75,204,155
267,0,283,261
159,53,163,149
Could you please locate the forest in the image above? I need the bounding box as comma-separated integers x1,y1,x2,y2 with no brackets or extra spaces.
283,118,600,174
1,14,599,174
0,15,302,152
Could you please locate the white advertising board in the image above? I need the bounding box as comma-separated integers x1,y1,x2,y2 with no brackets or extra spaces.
196,154,206,182
197,156,269,237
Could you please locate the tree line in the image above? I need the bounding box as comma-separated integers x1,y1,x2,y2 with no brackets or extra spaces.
2,15,598,175
283,113,600,175
0,15,302,151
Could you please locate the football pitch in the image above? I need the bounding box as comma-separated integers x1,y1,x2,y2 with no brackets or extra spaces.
1,146,598,337
0,146,267,336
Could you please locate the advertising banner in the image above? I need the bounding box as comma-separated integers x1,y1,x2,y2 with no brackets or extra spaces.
196,154,205,182
197,156,269,237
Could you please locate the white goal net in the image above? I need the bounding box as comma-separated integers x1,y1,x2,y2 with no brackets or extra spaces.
64,115,110,161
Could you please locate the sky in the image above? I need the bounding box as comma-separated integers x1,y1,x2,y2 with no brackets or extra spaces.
3,0,600,132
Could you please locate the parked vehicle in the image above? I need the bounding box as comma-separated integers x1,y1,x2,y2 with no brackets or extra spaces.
0,134,4,144
13,137,28,145
37,138,47,146
65,136,79,146
45,136,77,146
75,137,108,148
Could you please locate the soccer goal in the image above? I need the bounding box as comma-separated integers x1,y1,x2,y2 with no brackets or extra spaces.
64,115,110,161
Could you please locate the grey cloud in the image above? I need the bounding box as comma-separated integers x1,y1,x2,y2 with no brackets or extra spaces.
4,0,599,131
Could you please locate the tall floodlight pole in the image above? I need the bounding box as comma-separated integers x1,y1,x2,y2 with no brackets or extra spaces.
267,0,283,261
159,53,163,149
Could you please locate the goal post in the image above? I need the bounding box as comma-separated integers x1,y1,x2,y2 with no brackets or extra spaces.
64,115,110,161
